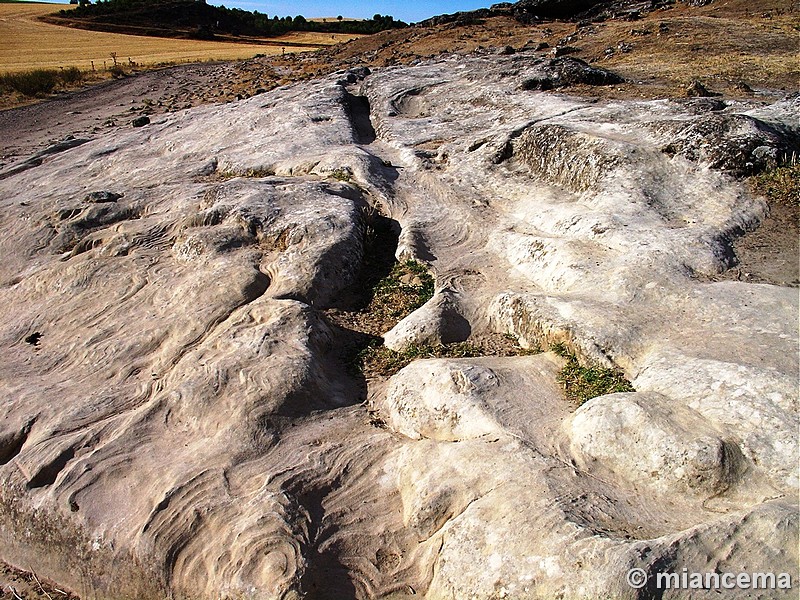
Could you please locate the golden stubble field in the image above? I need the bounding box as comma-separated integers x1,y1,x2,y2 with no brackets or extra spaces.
0,2,358,74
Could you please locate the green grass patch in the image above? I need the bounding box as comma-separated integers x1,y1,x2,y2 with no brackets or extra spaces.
215,167,276,180
0,67,84,97
330,168,353,182
551,342,634,406
357,341,485,377
751,163,799,207
369,260,435,321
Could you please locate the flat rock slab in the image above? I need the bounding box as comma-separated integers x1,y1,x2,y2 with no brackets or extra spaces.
0,51,797,599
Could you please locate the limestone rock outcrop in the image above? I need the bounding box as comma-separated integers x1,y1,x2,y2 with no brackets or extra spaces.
0,48,796,599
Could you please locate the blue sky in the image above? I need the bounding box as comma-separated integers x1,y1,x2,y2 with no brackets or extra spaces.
217,1,491,22
36,1,493,24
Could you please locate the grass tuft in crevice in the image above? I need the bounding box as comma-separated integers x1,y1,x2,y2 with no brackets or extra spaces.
214,167,276,180
330,168,353,182
356,341,485,377
751,163,799,207
551,342,634,407
355,336,541,378
369,259,435,320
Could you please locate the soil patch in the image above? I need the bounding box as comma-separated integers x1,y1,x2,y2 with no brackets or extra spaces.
1,561,79,600
715,166,800,287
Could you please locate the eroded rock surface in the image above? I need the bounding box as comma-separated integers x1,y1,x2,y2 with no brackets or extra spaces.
0,48,797,599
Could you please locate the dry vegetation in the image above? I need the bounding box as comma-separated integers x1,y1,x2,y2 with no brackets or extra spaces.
0,65,83,96
293,0,799,101
753,163,800,208
0,560,79,600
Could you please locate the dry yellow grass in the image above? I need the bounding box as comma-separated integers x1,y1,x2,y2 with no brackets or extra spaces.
0,2,360,74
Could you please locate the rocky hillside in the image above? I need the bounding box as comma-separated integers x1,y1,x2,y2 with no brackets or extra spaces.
0,1,797,599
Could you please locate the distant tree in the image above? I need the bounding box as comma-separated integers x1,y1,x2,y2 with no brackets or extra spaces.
61,0,407,38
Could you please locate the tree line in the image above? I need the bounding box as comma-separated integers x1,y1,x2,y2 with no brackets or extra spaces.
63,0,408,37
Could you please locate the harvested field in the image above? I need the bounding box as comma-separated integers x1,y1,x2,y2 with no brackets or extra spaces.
0,2,358,74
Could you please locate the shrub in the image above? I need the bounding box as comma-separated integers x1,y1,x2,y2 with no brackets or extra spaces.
59,66,84,85
0,69,60,96
751,163,799,207
108,64,127,78
0,67,85,97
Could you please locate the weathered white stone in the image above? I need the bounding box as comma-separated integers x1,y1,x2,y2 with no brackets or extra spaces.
566,392,747,497
382,289,470,351
0,50,796,599
379,359,504,441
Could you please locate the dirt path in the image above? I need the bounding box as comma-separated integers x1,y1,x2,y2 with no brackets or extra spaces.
0,63,206,166
0,60,275,169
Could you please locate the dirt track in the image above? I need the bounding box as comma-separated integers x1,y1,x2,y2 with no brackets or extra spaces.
0,61,243,168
